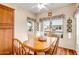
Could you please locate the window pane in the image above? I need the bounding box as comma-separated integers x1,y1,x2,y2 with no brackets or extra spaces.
52,18,63,25
27,19,35,32
41,16,64,38
43,20,50,30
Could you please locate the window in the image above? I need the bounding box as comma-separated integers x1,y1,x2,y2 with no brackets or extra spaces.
40,15,64,38
27,20,33,32
27,17,35,33
51,17,63,38
43,20,50,32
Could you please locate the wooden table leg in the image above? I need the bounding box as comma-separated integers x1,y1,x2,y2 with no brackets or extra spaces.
34,52,37,55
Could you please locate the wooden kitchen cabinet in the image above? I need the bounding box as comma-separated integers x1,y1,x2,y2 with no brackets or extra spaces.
0,4,14,55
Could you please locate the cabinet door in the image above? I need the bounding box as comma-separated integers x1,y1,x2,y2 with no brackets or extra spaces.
0,7,4,24
0,29,13,54
4,29,13,54
0,5,14,24
0,4,14,54
0,30,5,54
3,9,13,24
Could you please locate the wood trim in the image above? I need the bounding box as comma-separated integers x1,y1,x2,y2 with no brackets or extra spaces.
0,4,14,11
12,9,14,55
0,27,13,29
0,23,13,26
27,17,36,22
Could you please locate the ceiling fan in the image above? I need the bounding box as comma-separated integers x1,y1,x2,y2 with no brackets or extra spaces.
32,3,49,11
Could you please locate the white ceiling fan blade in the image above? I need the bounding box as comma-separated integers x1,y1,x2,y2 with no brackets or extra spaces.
32,3,49,11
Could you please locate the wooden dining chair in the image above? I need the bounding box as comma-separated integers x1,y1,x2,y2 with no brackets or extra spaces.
52,36,59,55
13,39,29,55
23,41,34,55
45,36,59,55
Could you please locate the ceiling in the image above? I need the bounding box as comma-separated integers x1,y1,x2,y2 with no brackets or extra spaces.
12,3,72,14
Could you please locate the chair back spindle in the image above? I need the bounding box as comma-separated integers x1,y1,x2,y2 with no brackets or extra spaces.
14,39,28,55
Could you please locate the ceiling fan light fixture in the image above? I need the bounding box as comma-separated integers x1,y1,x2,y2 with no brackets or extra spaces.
48,9,52,17
37,3,47,11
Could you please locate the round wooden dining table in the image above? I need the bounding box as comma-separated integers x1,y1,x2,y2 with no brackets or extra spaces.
23,37,57,55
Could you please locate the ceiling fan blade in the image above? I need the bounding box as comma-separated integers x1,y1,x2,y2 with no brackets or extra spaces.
32,3,49,11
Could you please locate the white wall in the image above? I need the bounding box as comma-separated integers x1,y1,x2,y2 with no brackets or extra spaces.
75,11,79,54
76,12,79,45
2,3,36,42
37,4,76,50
